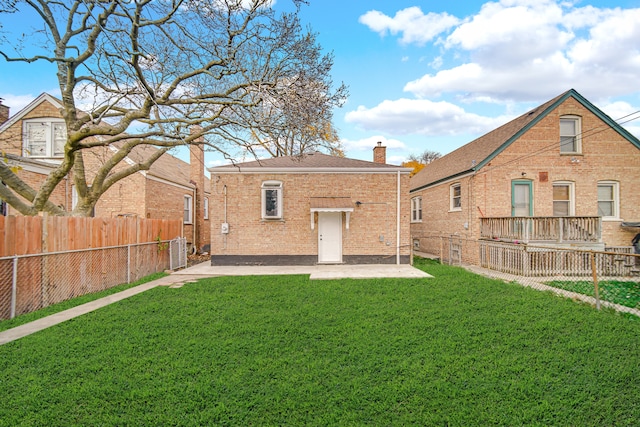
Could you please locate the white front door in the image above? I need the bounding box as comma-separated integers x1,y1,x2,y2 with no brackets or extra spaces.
318,212,342,263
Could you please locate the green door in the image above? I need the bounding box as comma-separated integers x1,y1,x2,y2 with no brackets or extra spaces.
512,180,533,217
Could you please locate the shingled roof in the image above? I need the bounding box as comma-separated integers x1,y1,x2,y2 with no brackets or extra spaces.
126,144,210,192
410,88,640,192
0,93,210,192
209,151,410,172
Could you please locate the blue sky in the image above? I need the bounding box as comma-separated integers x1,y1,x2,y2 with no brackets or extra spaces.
2,0,640,166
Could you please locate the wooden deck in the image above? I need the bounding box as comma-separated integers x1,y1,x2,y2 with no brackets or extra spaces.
480,216,602,244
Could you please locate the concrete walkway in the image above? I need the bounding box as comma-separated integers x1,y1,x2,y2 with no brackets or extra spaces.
0,263,430,345
174,262,432,280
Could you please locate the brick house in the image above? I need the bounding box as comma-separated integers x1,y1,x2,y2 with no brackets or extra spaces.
0,93,211,252
410,89,640,250
208,143,412,265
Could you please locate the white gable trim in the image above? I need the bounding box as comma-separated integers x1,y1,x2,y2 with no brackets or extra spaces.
0,93,64,133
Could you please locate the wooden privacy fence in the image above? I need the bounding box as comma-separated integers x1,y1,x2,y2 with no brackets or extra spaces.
0,215,183,256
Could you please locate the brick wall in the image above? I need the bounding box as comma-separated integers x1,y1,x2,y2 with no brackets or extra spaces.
410,97,640,247
210,172,410,263
3,167,70,215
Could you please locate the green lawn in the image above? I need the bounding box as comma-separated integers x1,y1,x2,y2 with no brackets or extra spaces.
0,272,168,333
0,259,638,426
545,279,640,309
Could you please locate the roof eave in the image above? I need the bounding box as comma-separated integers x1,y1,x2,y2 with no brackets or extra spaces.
208,166,412,174
410,169,475,193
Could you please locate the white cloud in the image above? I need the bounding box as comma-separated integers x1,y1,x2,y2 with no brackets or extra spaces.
341,135,406,153
0,93,38,115
359,7,459,46
380,1,640,103
344,98,509,136
601,100,640,139
444,0,568,52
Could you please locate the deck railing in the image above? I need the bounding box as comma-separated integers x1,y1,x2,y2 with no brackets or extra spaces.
480,216,602,243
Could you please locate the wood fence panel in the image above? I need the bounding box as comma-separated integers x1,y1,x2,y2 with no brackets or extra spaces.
0,216,43,256
0,216,183,256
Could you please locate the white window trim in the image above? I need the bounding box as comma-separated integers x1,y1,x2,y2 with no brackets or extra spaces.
597,181,620,221
71,185,78,210
261,180,283,220
23,118,66,158
559,115,582,154
411,196,422,223
184,195,193,224
552,181,575,216
203,197,209,220
450,183,462,212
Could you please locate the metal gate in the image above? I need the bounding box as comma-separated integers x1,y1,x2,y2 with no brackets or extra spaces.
169,237,187,270
449,235,462,266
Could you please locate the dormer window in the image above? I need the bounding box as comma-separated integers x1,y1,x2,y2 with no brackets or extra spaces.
23,119,66,158
560,116,581,154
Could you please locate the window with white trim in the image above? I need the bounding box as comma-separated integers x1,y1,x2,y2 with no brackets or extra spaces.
450,183,461,211
72,185,78,210
597,181,619,219
411,196,422,222
560,116,581,154
552,181,574,216
204,197,209,220
184,195,193,224
23,119,66,158
262,181,283,219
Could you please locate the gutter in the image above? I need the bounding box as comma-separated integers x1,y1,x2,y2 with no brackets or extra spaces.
397,170,401,264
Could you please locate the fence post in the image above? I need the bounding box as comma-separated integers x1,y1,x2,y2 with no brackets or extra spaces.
169,239,174,270
590,251,600,310
409,235,413,265
558,218,564,243
127,244,131,284
10,256,18,319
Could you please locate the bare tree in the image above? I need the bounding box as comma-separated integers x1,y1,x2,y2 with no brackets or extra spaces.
0,0,347,216
408,150,442,165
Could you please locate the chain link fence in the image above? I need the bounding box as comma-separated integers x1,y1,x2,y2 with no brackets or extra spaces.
413,235,640,316
0,238,187,320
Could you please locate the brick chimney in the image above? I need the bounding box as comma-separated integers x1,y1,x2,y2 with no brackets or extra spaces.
0,99,9,125
373,141,386,164
190,126,206,252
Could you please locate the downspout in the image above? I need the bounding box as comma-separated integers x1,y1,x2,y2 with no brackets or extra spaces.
192,185,197,254
223,184,227,250
396,170,401,265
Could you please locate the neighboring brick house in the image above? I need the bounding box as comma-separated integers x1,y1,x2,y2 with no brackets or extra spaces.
410,89,640,250
208,144,412,265
0,93,211,252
